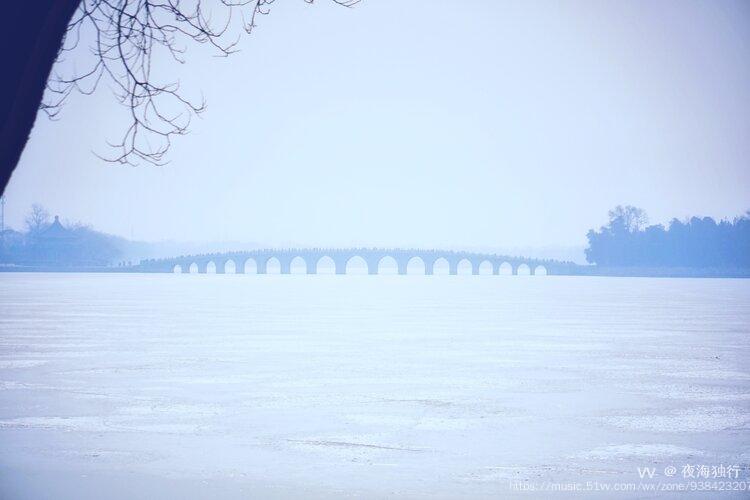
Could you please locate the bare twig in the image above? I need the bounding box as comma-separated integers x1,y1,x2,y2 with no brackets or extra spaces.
44,0,357,166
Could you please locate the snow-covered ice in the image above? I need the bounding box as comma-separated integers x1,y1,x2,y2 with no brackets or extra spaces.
0,273,749,498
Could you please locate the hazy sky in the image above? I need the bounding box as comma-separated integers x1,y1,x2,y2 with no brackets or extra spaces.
4,0,749,249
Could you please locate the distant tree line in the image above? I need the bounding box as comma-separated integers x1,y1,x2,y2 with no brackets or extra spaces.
0,204,123,267
586,206,750,268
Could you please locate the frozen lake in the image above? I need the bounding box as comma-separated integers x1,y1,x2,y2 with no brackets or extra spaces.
1,273,749,498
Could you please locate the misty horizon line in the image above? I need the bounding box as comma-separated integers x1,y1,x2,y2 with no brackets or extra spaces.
7,202,747,246
1,219,586,252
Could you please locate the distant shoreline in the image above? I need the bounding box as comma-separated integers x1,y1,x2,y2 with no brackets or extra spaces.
1,265,749,278
571,266,750,279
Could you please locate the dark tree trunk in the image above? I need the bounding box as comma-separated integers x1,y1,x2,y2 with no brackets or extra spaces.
0,1,81,195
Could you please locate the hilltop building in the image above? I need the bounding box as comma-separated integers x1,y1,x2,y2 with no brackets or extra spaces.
32,216,78,265
0,215,120,268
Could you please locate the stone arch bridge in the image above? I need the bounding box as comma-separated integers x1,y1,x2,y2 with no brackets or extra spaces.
135,249,580,276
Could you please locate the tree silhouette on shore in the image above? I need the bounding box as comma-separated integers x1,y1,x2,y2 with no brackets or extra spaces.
586,206,750,268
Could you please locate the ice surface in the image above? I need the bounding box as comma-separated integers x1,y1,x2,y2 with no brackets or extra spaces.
0,273,749,498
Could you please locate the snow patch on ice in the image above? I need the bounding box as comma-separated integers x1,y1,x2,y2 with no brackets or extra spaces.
0,359,48,368
0,416,109,432
575,443,702,460
604,406,750,432
465,464,624,482
673,370,750,380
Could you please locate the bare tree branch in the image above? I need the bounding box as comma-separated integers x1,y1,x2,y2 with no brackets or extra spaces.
43,0,358,166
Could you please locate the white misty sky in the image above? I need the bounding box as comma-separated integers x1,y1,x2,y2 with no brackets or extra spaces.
4,0,750,248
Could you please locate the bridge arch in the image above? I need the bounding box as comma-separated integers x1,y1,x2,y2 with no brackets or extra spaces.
346,256,368,275
516,263,531,275
406,256,426,275
188,262,199,274
377,256,398,275
478,260,493,275
244,258,258,274
498,261,512,275
316,256,336,274
173,264,182,274
206,261,217,274
457,258,472,275
534,265,547,276
265,257,281,274
223,259,236,274
290,256,307,274
432,257,450,275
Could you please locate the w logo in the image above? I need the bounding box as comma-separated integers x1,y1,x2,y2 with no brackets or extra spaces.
637,467,656,478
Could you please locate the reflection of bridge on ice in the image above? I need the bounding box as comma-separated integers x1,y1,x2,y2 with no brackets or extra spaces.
136,249,580,276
